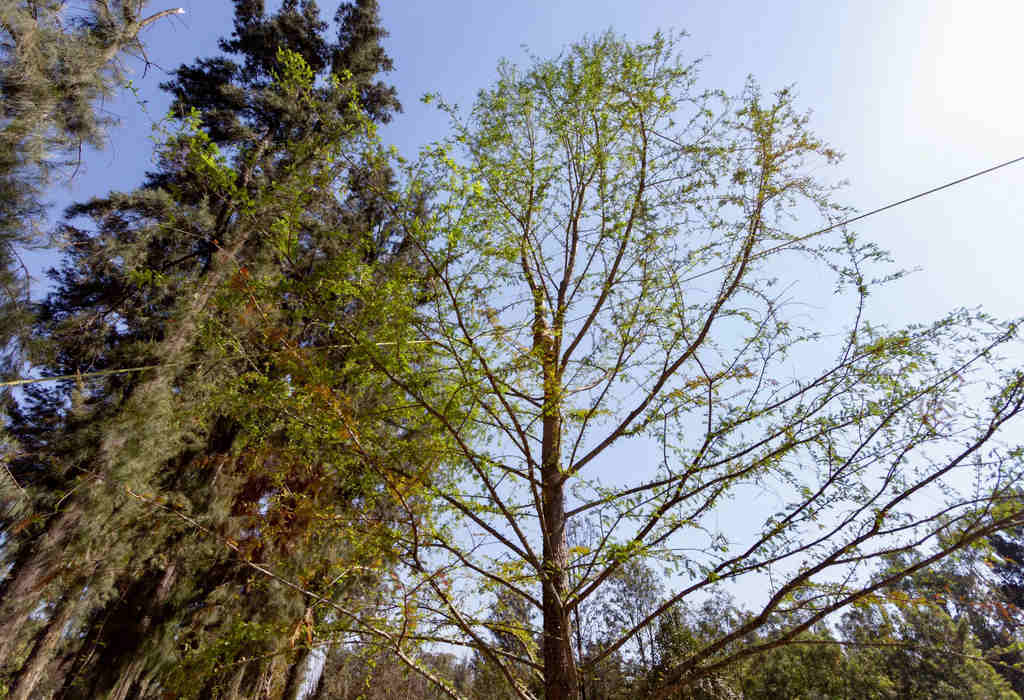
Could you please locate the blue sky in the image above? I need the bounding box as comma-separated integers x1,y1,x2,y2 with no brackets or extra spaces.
32,0,1024,614
45,0,1024,480
42,0,1023,326
397,0,1024,327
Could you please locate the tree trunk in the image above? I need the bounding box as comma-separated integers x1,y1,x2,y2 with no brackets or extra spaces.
108,560,178,700
0,506,79,663
253,650,290,700
282,649,309,700
135,674,157,699
573,608,588,700
109,658,145,700
541,470,578,700
539,327,579,700
227,661,249,699
9,587,84,700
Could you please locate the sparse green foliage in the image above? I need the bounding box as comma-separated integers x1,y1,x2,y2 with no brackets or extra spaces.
1,12,1023,700
0,0,180,367
319,31,1024,700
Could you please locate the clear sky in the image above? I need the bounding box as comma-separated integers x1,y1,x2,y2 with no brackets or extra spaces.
40,0,1023,325
32,0,1024,612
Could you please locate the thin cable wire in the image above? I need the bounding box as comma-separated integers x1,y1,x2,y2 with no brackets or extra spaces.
680,154,1024,284
4,155,1023,389
0,340,435,388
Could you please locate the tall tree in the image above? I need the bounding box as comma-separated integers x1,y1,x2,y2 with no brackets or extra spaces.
0,0,183,373
319,31,1024,700
879,529,1024,694
0,1,419,697
985,525,1024,691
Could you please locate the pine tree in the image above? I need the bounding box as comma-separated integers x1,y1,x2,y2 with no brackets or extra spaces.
0,0,183,374
983,527,1024,694
0,2,420,697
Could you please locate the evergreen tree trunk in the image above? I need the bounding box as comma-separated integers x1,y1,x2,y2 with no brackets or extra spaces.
283,649,309,700
134,674,157,699
49,646,79,700
9,583,87,700
573,609,588,700
107,560,178,700
0,506,79,663
53,608,107,699
228,661,249,700
109,658,145,700
253,650,291,700
271,653,292,700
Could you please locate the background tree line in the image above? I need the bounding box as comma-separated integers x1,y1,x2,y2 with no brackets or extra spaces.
0,1,1022,699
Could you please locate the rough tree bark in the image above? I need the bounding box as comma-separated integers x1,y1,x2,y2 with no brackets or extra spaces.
9,564,95,700
538,316,579,700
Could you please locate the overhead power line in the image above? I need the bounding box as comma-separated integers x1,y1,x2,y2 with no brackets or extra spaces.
0,340,434,389
3,154,1022,389
681,154,1024,284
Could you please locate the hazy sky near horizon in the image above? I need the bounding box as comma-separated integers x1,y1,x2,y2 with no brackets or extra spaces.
380,0,1024,324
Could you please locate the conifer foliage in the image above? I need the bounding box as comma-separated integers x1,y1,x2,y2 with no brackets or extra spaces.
2,5,1024,700
0,1,420,697
0,0,183,366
